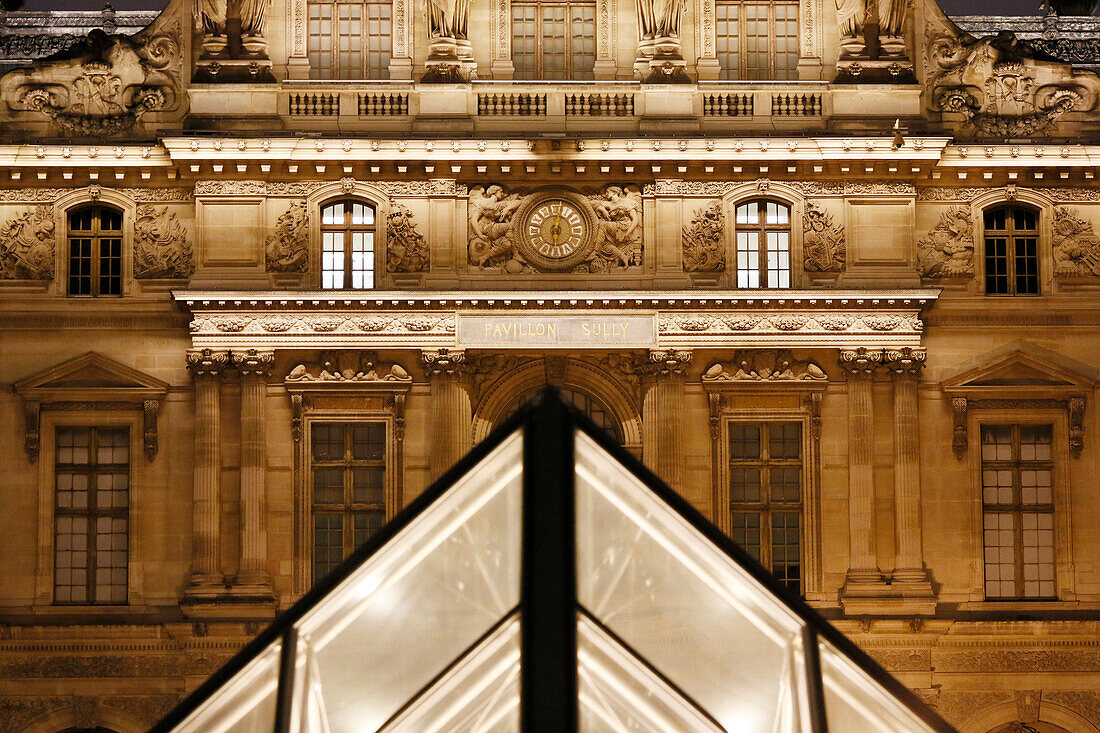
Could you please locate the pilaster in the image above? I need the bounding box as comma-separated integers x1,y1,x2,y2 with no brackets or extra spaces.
639,349,692,490
421,349,473,479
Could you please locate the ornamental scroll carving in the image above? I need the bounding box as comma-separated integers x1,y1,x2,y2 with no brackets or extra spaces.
386,203,429,273
702,351,827,381
286,351,411,382
468,184,642,274
264,201,309,273
802,202,845,272
0,27,181,136
0,205,55,280
928,30,1100,137
682,201,725,273
134,205,193,279
916,207,974,278
1052,207,1100,277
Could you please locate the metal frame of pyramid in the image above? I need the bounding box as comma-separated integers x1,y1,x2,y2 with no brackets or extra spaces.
151,387,957,733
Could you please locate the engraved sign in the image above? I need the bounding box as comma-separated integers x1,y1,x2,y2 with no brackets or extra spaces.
458,313,656,348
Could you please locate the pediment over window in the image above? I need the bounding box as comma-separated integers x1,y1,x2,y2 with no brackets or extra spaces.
14,352,167,462
941,340,1096,400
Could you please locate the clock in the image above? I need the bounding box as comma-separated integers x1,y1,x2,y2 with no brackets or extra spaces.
513,191,598,271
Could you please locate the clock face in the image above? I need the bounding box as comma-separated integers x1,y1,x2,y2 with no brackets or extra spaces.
525,199,588,260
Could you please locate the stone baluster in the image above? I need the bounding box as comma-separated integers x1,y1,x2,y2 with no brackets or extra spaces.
421,349,472,478
838,347,883,587
232,348,275,597
184,348,230,597
639,349,692,489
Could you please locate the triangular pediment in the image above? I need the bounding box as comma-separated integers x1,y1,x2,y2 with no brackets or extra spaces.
15,352,168,398
942,341,1096,396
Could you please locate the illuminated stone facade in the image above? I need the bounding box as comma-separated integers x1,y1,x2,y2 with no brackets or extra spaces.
1,0,1100,730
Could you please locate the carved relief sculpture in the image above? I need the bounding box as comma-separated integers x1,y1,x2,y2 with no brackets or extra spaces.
386,203,430,273
286,351,411,382
634,0,690,81
0,205,55,280
682,201,726,273
0,28,181,136
133,205,193,279
802,202,846,272
1052,207,1100,276
703,351,828,381
469,185,524,271
928,30,1100,137
917,207,974,278
265,201,309,273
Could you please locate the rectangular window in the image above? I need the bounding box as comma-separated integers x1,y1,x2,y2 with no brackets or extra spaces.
311,422,388,579
736,200,791,289
728,422,802,592
308,1,391,79
715,1,799,80
512,1,596,80
68,207,122,297
54,427,129,604
984,206,1039,296
981,424,1055,599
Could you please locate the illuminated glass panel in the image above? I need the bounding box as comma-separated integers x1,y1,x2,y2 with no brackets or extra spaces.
512,2,596,80
735,200,791,288
308,1,391,79
715,1,799,80
320,199,376,289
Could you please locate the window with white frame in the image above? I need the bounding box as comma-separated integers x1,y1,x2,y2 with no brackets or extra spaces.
981,424,1056,600
308,1,392,79
734,199,791,288
715,1,799,80
512,1,596,80
320,199,377,289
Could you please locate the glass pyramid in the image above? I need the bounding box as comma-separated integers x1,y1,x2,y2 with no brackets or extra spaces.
152,389,956,733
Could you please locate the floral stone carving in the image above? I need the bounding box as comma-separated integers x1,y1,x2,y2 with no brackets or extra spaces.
386,203,429,273
1053,207,1100,277
134,205,193,279
265,202,309,273
0,28,181,136
703,350,828,381
802,202,845,272
0,205,55,280
928,30,1099,137
682,201,726,273
286,351,411,382
917,207,974,278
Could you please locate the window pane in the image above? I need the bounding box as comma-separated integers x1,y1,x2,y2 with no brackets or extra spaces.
768,423,800,459
728,423,761,459
715,2,740,80
731,511,761,560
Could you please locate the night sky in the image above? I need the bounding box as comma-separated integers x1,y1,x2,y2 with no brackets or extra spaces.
14,0,1049,14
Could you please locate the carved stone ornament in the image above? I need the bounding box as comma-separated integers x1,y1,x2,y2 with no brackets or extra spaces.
917,207,974,278
0,205,55,280
0,27,181,136
468,184,642,274
928,29,1100,137
1052,206,1100,277
838,347,884,378
682,201,726,273
702,350,827,381
134,205,193,279
802,202,846,273
386,203,430,273
883,347,927,378
286,350,410,382
264,201,309,274
421,348,468,378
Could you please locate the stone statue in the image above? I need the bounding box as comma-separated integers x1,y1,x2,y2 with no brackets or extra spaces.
834,0,867,57
590,185,642,269
198,0,228,55
427,0,469,40
637,0,686,41
468,185,522,269
239,0,271,53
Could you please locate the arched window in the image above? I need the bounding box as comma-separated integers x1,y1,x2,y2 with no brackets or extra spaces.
308,0,392,79
984,205,1040,295
715,1,799,80
504,386,621,443
68,206,122,297
512,1,596,80
734,199,791,288
320,199,377,289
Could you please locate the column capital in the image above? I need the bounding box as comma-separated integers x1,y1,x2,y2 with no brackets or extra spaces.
883,347,926,379
186,348,231,378
421,348,468,378
232,348,275,379
638,348,693,377
838,347,883,379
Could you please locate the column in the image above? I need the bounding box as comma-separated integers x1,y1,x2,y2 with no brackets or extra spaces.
232,348,275,596
640,349,692,490
422,349,472,477
884,348,934,590
185,348,229,597
838,347,882,586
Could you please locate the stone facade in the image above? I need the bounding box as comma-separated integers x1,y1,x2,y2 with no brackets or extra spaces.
1,0,1100,731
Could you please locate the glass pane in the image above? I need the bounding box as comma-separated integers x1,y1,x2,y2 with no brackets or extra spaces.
294,432,523,732
576,431,806,732
172,640,281,733
821,638,939,732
